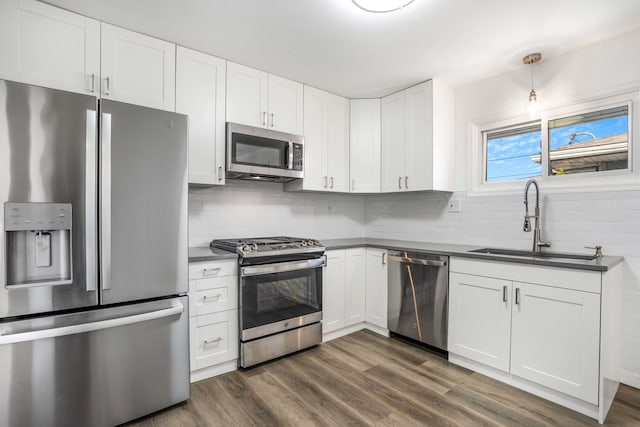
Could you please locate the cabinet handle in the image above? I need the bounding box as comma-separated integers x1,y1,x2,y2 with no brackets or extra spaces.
271,113,275,128
405,176,409,189
398,177,402,190
262,112,267,126
382,252,386,265
330,177,334,189
502,285,507,302
515,287,521,305
104,76,110,95
204,337,222,345
90,73,95,93
351,179,355,191
202,294,222,301
323,254,328,267
202,267,221,276
218,166,223,181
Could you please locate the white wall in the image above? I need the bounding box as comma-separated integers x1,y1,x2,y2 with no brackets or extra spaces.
188,179,365,247
366,29,640,387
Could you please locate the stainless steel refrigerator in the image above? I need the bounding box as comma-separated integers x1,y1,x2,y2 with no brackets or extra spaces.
0,80,189,427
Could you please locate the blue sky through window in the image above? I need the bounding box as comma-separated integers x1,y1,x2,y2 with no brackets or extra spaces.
486,111,628,182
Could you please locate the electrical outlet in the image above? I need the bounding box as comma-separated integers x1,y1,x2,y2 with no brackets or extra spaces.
448,198,461,213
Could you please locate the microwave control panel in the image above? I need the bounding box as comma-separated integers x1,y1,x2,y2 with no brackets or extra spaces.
292,143,303,171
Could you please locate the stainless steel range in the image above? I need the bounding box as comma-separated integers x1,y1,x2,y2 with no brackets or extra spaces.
211,237,325,368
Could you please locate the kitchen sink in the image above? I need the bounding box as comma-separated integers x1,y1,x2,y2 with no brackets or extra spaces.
469,247,597,261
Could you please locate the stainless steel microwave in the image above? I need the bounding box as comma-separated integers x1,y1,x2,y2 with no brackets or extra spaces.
226,122,304,182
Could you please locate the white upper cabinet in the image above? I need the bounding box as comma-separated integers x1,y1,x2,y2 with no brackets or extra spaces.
285,85,349,192
176,47,226,185
381,90,406,192
100,23,176,111
268,74,304,135
350,99,381,193
226,62,268,129
226,62,303,135
0,0,100,95
381,80,455,192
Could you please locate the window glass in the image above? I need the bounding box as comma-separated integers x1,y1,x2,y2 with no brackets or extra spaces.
548,106,629,176
485,123,542,182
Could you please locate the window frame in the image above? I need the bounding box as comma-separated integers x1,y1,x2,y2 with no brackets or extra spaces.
470,91,638,195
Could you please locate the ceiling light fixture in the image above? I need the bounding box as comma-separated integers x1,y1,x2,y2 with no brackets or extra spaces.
352,0,416,13
523,52,542,113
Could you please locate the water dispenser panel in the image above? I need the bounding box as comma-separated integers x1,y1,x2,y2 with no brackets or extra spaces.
4,203,73,287
4,203,72,231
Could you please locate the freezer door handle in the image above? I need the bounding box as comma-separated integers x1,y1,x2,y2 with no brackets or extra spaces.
85,110,97,292
0,304,183,346
100,112,112,290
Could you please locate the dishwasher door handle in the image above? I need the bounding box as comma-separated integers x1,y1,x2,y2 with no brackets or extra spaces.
388,255,447,267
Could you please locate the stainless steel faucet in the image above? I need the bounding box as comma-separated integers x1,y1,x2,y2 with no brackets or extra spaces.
523,179,551,252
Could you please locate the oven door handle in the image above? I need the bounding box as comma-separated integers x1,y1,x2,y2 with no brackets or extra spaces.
241,258,326,277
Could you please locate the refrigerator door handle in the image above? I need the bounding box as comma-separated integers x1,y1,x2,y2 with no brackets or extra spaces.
85,109,97,292
0,304,183,346
100,112,112,290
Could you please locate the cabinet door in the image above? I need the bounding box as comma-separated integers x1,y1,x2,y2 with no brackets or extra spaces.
190,310,239,371
404,82,434,191
226,62,268,128
322,250,346,333
0,0,100,95
267,74,303,135
365,248,388,329
381,90,406,192
511,282,600,404
101,23,176,111
345,248,366,326
176,47,226,185
350,99,381,193
326,93,350,192
300,85,327,191
448,273,512,372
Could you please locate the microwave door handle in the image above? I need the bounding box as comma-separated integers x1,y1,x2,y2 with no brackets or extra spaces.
287,141,294,170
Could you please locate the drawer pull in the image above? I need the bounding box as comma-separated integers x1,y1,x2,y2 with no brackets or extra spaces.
204,337,222,345
502,285,507,302
202,267,221,276
202,294,222,301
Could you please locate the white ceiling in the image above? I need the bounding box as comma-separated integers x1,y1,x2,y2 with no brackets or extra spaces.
43,0,640,98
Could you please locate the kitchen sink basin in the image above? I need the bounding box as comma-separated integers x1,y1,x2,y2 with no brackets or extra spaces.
470,247,597,261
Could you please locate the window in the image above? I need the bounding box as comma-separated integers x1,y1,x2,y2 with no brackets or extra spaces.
482,101,631,185
485,123,541,182
547,106,629,176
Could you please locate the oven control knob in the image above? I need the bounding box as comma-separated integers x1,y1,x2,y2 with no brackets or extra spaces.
241,244,257,253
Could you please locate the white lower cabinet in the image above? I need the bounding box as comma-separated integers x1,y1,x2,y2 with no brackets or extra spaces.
448,272,511,371
365,248,388,330
322,247,387,340
188,260,239,382
448,257,622,423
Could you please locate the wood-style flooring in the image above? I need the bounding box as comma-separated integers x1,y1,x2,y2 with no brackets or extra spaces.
127,329,640,426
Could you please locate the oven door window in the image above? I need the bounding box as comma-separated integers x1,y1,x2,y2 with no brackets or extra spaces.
242,267,321,330
232,133,288,169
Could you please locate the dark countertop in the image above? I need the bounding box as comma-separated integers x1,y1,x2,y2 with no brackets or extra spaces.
188,246,237,262
320,238,623,272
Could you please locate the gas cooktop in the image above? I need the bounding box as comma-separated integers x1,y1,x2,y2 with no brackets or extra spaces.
210,236,324,258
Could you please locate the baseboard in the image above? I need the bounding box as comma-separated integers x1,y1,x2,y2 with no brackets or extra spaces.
449,354,600,422
621,370,640,389
323,322,389,342
190,359,237,383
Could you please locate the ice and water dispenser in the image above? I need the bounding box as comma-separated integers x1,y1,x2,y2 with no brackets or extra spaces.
4,203,73,287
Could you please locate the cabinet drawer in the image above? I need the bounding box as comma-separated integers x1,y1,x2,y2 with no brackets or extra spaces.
189,276,238,317
189,310,239,371
189,260,237,280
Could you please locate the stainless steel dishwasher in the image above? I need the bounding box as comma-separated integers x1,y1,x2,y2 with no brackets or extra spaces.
387,251,449,351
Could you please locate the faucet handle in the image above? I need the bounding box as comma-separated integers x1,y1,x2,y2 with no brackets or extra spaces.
585,245,603,258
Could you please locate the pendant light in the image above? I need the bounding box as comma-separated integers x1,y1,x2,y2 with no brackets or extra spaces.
352,0,416,13
523,53,541,113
